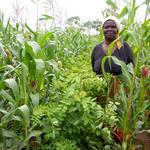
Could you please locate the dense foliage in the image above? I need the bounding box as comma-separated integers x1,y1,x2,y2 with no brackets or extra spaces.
0,0,150,149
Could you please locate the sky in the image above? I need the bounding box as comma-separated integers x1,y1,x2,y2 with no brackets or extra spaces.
57,0,106,20
0,0,147,29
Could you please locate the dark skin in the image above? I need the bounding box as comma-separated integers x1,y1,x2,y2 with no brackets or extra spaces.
102,20,118,53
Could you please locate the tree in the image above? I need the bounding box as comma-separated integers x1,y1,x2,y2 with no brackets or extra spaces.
67,16,81,26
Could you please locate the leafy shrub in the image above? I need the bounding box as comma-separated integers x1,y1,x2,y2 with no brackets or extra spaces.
31,53,119,149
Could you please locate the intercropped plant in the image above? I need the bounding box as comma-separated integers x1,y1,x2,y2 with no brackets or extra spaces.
101,0,150,149
31,53,120,150
0,0,149,149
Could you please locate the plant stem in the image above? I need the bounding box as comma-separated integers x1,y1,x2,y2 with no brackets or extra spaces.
144,0,149,21
25,125,30,150
123,51,140,148
36,0,39,31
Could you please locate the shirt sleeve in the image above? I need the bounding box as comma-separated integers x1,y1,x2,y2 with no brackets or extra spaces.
91,46,96,72
124,42,134,65
91,45,104,74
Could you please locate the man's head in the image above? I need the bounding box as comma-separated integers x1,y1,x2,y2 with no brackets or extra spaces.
102,16,120,42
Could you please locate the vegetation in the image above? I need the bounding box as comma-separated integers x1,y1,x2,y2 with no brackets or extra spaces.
0,0,149,149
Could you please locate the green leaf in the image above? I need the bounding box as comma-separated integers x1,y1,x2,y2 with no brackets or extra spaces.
39,14,54,21
101,56,108,77
111,56,132,85
25,23,37,37
2,64,21,81
19,130,42,149
120,85,128,112
118,6,128,18
27,130,42,141
135,2,145,11
101,41,115,77
48,41,56,59
127,63,134,75
107,41,115,56
38,32,54,47
4,79,19,103
132,0,136,13
16,33,25,45
106,0,118,10
20,63,29,104
28,59,36,78
0,42,7,58
0,109,8,115
99,26,104,42
128,31,141,50
3,129,16,138
25,41,41,58
0,90,15,104
4,17,10,34
0,129,4,145
47,60,59,71
127,0,136,25
34,58,45,78
1,109,17,127
18,105,30,125
30,93,39,107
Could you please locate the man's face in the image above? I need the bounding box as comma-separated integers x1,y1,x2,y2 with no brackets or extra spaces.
103,20,118,42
